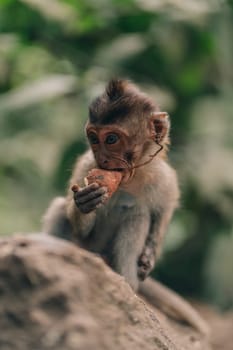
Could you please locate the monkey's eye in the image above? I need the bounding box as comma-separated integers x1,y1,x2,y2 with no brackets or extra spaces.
105,134,119,145
88,132,99,145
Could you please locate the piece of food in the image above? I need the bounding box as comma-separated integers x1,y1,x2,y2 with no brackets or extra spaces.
85,168,123,198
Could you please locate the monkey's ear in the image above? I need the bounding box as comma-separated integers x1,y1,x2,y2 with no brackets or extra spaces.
149,112,170,144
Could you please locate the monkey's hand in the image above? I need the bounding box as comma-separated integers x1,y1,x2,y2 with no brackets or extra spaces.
137,246,156,281
71,183,108,214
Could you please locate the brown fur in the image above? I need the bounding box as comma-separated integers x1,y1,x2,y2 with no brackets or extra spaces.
42,79,209,335
89,79,159,126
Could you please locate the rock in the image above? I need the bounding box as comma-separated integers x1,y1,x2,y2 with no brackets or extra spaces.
0,234,211,350
192,302,233,350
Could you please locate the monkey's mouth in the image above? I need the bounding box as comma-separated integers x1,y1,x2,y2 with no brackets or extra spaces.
100,166,127,174
98,166,133,183
97,154,135,183
107,167,134,183
98,165,125,172
110,167,125,172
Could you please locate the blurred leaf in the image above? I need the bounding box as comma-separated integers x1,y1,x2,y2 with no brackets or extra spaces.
0,74,77,112
20,0,75,23
176,63,204,95
204,231,233,308
54,139,87,191
136,0,222,22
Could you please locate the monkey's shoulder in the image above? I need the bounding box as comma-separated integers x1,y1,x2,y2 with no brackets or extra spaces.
119,159,179,210
145,159,180,208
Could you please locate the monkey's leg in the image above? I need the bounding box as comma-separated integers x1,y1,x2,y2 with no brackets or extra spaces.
110,207,150,291
42,197,72,240
137,210,163,280
139,277,210,336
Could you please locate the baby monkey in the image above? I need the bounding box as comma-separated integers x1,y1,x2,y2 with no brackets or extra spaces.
43,79,209,335
45,78,179,289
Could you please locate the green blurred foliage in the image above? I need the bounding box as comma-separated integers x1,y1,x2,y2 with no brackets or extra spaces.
0,0,232,308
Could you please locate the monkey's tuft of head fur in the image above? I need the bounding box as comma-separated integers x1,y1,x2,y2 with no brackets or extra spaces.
105,79,126,101
89,78,157,125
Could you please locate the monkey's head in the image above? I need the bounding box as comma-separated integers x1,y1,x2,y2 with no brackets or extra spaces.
86,79,170,181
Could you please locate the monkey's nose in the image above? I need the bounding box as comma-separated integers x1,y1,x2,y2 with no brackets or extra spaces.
99,159,109,169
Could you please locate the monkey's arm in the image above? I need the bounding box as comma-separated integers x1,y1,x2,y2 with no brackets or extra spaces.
138,162,179,280
43,150,102,240
42,194,97,240
42,197,72,239
137,205,175,280
137,163,209,336
66,150,106,239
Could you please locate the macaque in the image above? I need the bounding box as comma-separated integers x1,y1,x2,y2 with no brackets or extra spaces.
43,79,209,335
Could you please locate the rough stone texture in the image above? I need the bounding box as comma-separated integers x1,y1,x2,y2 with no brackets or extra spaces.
0,234,212,350
193,302,233,350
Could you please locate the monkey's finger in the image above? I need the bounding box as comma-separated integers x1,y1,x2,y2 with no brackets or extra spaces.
75,187,107,204
71,184,80,192
79,197,104,214
76,183,100,197
153,111,168,118
137,267,148,281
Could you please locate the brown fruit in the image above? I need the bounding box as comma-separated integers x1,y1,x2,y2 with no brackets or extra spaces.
85,168,122,198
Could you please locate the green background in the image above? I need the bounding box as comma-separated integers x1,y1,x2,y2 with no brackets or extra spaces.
0,0,232,308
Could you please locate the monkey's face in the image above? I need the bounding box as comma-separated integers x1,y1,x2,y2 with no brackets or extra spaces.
86,123,143,181
86,111,169,181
